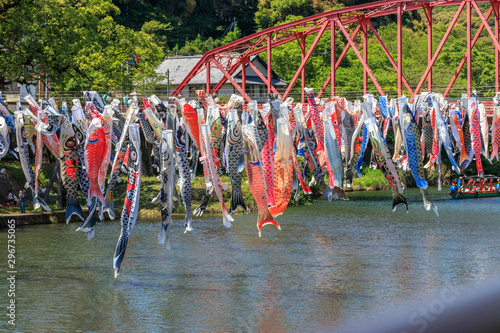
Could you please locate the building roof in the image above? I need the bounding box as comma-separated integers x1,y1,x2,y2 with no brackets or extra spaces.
155,54,287,86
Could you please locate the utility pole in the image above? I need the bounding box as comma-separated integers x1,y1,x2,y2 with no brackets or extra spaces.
167,69,170,97
45,73,49,100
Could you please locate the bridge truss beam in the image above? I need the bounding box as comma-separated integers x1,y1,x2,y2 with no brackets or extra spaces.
172,0,500,102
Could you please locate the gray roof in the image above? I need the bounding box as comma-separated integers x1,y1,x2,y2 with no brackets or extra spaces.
155,54,287,86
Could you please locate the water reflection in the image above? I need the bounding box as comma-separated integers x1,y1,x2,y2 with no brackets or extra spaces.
1,187,499,331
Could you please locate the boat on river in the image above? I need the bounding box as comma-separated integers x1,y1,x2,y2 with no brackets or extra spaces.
449,176,500,199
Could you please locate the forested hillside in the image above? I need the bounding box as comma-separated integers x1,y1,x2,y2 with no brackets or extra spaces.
111,0,383,50
0,0,497,96
257,3,498,98
113,0,495,97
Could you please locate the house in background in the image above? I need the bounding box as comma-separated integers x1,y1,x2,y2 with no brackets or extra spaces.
2,82,38,106
155,54,287,102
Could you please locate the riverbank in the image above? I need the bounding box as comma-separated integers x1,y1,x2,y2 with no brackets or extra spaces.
0,208,123,228
0,164,451,227
0,172,267,227
11,187,500,332
1,210,70,227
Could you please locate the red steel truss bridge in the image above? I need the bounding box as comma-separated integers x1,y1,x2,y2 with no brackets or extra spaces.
172,0,500,103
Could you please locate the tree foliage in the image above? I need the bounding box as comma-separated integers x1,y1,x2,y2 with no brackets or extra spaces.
112,0,259,49
0,0,165,91
173,25,243,55
261,6,499,99
1,0,497,96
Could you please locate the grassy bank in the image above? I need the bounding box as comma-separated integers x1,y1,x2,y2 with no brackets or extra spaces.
351,167,391,191
1,158,457,218
0,160,318,218
0,159,58,215
114,170,317,219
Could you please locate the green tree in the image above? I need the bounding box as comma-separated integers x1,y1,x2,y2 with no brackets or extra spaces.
255,0,314,30
259,5,497,99
112,0,258,50
0,0,165,91
172,24,243,55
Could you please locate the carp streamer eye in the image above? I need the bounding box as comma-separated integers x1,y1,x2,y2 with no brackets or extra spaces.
233,126,241,138
131,151,137,161
211,123,221,136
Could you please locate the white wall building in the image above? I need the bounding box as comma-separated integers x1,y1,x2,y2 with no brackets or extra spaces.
155,54,287,102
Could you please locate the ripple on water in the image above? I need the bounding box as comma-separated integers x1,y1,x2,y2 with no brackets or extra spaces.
4,188,500,332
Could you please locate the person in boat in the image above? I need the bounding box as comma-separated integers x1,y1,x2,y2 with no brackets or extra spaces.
480,178,487,192
486,179,493,192
474,182,480,194
457,176,464,188
449,179,459,194
497,180,500,192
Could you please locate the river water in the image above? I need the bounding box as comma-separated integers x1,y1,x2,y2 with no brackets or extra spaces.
1,187,500,332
